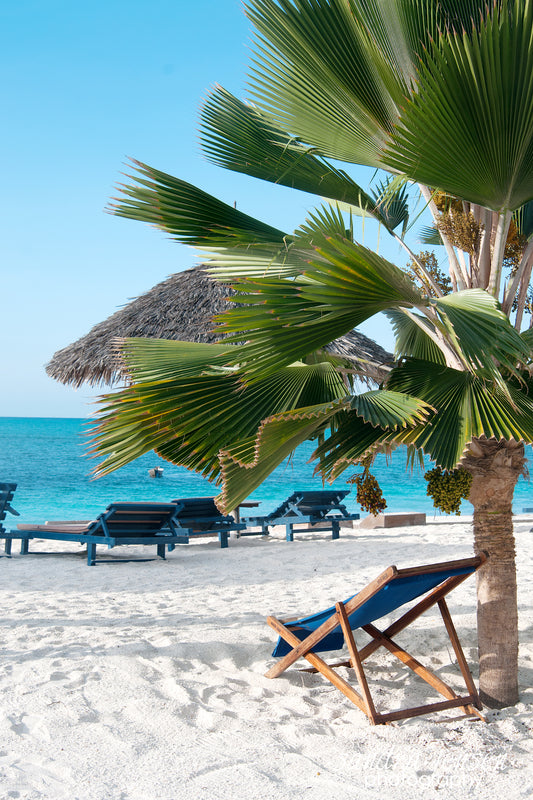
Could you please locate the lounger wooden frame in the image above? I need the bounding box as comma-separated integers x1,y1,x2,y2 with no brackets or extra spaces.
266,554,487,725
244,489,360,541
171,496,247,548
4,502,191,565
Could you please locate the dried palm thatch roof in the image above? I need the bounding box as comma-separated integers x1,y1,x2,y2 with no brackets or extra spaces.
46,265,393,388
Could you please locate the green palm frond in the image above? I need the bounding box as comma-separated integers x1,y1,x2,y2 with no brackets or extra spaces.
244,0,501,177
371,177,410,235
316,355,533,481
419,225,443,246
216,386,431,509
118,339,235,380
294,203,352,242
90,338,349,480
519,327,533,356
386,358,533,468
245,0,406,167
348,0,435,79
311,408,411,482
350,0,490,72
385,1,533,211
110,159,325,280
514,200,533,240
110,159,287,246
312,384,434,480
218,399,346,511
201,87,413,236
349,389,433,429
215,238,425,378
386,308,447,364
436,1,491,33
434,290,531,376
201,87,378,208
204,243,316,280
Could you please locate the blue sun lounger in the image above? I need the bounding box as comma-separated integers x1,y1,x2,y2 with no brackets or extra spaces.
0,482,20,537
243,489,360,541
3,502,190,565
171,496,246,548
266,553,487,724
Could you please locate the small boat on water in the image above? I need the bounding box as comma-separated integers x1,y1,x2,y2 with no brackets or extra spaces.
148,467,164,478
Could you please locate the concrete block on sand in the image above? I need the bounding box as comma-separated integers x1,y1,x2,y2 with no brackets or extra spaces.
359,512,426,529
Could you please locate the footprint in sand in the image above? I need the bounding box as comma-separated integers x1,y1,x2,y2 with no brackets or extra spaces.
8,713,51,741
47,666,101,690
6,756,72,799
49,670,68,681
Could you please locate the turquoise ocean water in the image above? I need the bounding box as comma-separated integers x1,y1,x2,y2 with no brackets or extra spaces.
1,417,532,522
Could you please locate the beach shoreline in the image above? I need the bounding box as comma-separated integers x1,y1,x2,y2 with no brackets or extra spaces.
1,515,532,799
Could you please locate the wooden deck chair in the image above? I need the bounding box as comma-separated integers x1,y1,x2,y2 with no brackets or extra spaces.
4,502,190,565
243,489,360,541
266,554,487,724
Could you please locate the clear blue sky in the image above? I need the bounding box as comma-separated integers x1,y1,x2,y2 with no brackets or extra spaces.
2,0,400,419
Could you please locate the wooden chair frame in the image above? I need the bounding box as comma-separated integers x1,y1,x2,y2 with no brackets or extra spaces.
266,554,487,725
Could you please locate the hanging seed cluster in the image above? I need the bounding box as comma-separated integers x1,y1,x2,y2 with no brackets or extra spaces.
424,466,472,515
348,470,387,515
407,250,452,296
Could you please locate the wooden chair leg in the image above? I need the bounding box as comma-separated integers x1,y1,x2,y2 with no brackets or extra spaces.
266,558,486,724
336,602,378,722
20,538,29,555
157,543,166,559
218,531,229,548
266,614,341,677
362,623,481,720
331,520,340,540
438,598,483,712
293,614,484,723
4,538,12,555
266,612,370,716
358,573,476,663
285,524,294,542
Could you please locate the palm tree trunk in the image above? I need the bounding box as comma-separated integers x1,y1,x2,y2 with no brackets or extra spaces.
463,437,526,708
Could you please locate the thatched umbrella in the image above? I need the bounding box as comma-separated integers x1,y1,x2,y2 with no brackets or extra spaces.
46,265,392,387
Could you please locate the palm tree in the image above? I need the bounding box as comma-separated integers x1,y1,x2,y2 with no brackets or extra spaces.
91,0,533,709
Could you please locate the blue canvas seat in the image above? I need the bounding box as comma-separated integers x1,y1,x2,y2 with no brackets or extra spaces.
171,496,246,548
243,489,359,541
3,502,190,566
266,554,487,724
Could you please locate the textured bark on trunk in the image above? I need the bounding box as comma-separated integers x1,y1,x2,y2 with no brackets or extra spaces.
463,437,526,708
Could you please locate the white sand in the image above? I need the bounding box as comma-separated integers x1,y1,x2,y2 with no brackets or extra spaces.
1,515,532,800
